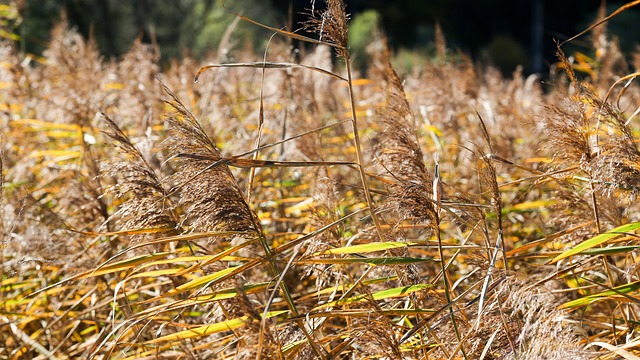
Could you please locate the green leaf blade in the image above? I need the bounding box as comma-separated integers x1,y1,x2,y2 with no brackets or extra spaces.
551,222,640,263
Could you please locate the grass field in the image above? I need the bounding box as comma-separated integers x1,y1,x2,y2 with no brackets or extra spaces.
2,1,640,359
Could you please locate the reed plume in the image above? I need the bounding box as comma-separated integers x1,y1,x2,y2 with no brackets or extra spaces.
375,55,436,226
102,114,179,244
304,0,349,59
162,84,260,244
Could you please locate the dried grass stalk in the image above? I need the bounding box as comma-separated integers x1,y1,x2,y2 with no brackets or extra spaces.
303,0,349,58
376,57,436,226
102,114,178,243
545,49,640,199
161,85,260,249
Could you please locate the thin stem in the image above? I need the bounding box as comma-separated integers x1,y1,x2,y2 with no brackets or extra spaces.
344,56,384,241
435,218,467,359
589,180,615,287
246,33,277,201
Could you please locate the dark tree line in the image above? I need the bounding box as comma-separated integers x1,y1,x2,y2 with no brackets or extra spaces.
270,0,640,73
12,0,640,73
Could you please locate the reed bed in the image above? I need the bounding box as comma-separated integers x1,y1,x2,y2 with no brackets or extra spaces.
2,1,640,359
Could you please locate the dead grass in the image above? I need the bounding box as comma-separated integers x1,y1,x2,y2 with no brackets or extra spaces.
2,1,640,359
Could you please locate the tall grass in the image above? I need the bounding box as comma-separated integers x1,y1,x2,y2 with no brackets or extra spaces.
2,1,640,359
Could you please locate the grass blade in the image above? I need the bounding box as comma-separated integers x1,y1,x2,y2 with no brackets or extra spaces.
559,280,640,309
146,311,288,344
314,284,432,309
551,222,640,263
314,241,416,255
195,62,347,83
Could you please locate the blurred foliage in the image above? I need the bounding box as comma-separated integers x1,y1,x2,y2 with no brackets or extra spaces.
17,0,279,61
0,3,20,42
482,35,530,74
177,0,280,59
10,0,640,74
347,9,380,74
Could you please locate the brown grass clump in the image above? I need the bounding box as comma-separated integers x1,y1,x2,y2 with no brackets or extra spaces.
102,115,179,244
162,86,260,240
375,54,436,227
2,1,640,359
468,276,595,360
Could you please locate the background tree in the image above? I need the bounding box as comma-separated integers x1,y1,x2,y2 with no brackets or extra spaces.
13,0,640,73
18,0,279,61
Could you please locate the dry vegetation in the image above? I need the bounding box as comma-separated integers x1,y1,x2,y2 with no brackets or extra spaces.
2,1,640,359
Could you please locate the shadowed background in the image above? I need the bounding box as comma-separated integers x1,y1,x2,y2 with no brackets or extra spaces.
11,0,640,74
